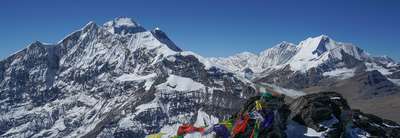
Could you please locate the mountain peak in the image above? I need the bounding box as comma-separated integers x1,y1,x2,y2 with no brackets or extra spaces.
103,17,139,27
315,34,330,40
305,35,331,44
32,40,43,45
103,17,145,35
297,35,335,57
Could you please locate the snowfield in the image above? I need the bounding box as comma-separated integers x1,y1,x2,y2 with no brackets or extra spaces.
156,75,206,92
323,68,356,80
260,83,306,98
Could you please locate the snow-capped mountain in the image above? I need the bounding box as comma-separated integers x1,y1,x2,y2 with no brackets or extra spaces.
286,35,369,72
211,35,400,122
0,17,256,137
209,42,297,74
1,17,400,138
211,35,399,87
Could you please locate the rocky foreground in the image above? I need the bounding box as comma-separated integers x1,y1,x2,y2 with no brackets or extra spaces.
160,92,400,138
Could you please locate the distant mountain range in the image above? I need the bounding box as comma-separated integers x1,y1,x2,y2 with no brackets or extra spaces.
0,17,399,137
209,34,400,123
210,35,399,85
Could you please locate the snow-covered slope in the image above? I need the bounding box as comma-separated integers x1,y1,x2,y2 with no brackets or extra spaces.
258,42,298,69
0,17,256,137
286,35,369,72
209,52,259,73
209,42,297,74
211,35,400,90
103,17,146,35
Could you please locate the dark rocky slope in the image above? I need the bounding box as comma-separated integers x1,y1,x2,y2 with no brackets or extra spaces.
228,92,400,138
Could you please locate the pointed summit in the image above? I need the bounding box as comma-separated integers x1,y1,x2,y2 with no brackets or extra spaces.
312,35,332,56
32,40,43,45
316,34,330,40
104,17,139,27
103,17,145,35
296,35,336,57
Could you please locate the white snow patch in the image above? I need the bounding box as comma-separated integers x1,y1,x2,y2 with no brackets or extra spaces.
194,109,219,127
153,44,178,59
118,117,135,129
53,118,67,131
135,98,160,114
144,80,155,91
166,56,176,62
117,73,157,91
330,97,341,100
156,75,205,92
112,17,137,27
383,123,400,128
127,31,178,60
320,115,339,128
304,127,324,137
365,62,392,75
323,68,355,80
260,83,306,98
116,73,157,82
388,79,400,86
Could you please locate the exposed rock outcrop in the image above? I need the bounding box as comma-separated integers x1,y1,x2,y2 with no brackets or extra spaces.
227,92,400,138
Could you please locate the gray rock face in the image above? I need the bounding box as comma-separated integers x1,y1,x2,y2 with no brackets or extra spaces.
287,92,400,138
352,109,400,137
228,92,400,138
0,42,61,107
354,70,399,97
289,92,350,133
257,65,324,89
0,18,256,137
151,29,182,52
388,71,400,79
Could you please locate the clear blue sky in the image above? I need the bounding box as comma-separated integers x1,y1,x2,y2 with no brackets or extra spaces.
1,0,399,60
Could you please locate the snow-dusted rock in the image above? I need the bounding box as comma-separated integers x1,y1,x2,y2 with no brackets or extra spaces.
212,35,400,94
0,18,256,137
